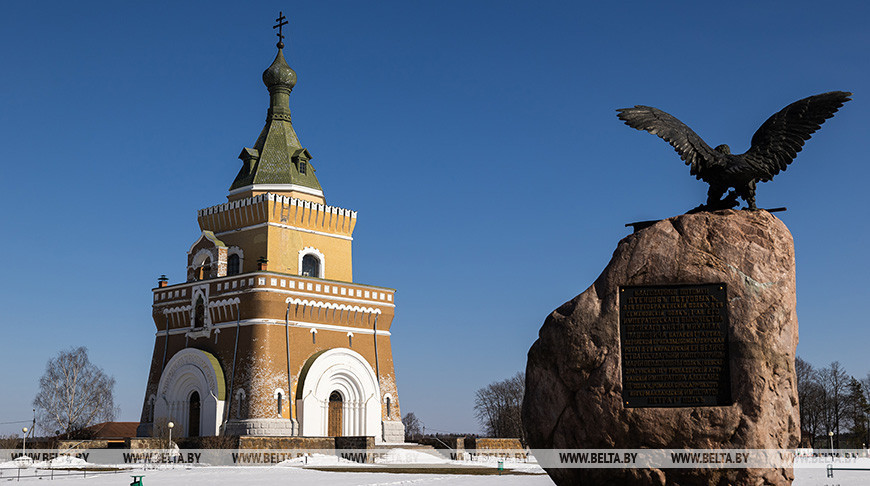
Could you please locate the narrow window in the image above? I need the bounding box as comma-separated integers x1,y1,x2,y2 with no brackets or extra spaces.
147,396,155,422
386,397,391,418
277,392,283,416
235,391,246,419
302,254,320,277
227,254,240,276
194,296,205,328
298,160,307,174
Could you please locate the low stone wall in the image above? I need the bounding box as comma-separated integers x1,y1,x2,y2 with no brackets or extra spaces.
335,436,374,450
468,438,524,450
55,435,376,451
334,437,376,463
127,438,165,449
58,440,110,450
464,438,527,459
237,436,335,450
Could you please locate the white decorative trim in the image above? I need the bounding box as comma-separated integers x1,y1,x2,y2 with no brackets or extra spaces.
250,288,393,308
208,297,241,307
215,222,353,241
158,318,392,337
298,247,325,278
199,193,354,218
186,285,212,338
297,348,381,441
207,297,241,325
228,184,324,198
274,388,286,399
153,273,394,299
190,249,213,270
284,297,383,315
153,348,226,437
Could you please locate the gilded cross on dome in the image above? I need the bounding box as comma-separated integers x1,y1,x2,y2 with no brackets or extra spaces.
273,11,289,48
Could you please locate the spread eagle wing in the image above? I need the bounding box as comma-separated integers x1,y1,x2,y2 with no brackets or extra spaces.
743,91,851,182
616,105,725,180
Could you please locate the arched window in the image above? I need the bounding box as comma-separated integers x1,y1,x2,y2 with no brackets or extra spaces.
146,395,156,422
194,296,205,328
302,254,320,277
196,258,211,281
234,389,246,419
277,393,283,416
227,254,240,276
385,396,391,418
189,391,201,437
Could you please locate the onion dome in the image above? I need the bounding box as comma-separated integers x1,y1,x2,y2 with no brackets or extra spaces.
262,48,297,91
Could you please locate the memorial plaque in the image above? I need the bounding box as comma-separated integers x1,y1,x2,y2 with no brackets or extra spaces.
619,283,731,408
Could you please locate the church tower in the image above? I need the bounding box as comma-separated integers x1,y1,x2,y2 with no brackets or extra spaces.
137,18,405,443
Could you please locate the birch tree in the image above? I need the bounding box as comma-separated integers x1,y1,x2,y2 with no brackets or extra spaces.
33,347,117,436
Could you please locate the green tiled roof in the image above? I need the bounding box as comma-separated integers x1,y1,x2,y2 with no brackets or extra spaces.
230,48,322,193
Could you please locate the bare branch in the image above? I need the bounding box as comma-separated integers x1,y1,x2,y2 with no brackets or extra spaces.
32,347,116,436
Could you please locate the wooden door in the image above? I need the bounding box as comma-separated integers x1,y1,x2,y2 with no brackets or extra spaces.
328,391,343,437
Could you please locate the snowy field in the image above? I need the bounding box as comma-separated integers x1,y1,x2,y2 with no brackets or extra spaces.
3,452,870,485
2,465,869,485
1,467,554,485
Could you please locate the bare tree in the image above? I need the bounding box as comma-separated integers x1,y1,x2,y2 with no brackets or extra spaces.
0,435,22,449
402,412,424,441
473,372,525,443
819,361,850,449
796,356,824,446
845,377,870,449
33,347,117,436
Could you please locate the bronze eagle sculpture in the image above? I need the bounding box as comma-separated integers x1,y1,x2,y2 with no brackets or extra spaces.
617,91,851,211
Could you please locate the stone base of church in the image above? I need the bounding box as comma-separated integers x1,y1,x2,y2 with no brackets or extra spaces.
222,418,299,437
382,420,405,443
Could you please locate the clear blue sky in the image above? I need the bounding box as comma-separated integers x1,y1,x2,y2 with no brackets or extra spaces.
1,1,867,436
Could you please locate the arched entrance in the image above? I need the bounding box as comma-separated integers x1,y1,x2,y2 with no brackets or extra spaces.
297,348,381,440
153,348,226,437
328,391,343,436
189,391,201,437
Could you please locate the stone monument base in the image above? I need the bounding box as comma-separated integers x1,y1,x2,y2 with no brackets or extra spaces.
523,210,799,486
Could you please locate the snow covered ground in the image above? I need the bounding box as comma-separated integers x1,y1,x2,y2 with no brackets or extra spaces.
2,452,869,485
2,467,554,485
